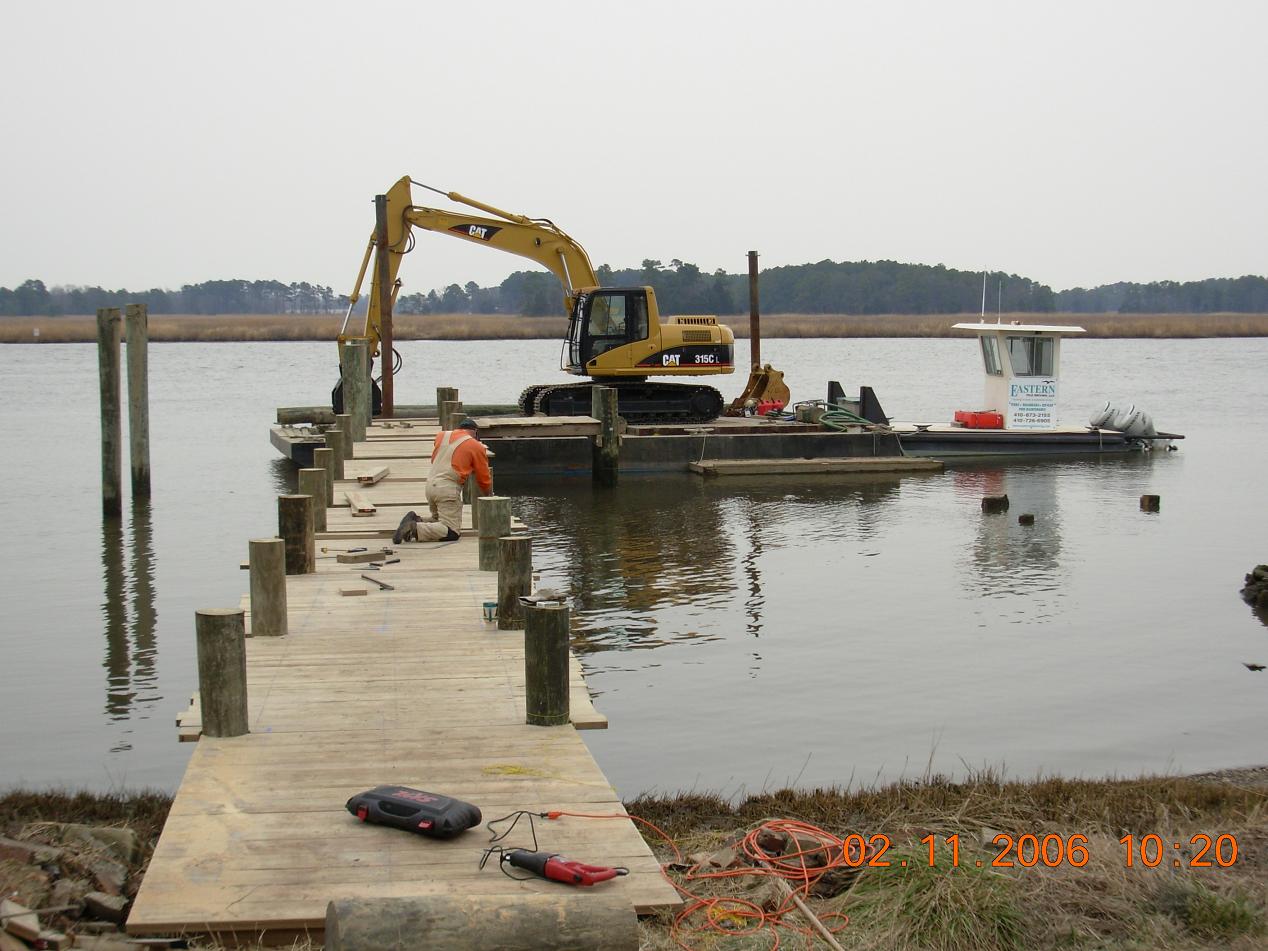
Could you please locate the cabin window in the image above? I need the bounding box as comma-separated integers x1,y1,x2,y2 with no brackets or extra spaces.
1006,335,1054,376
588,294,626,338
629,293,649,341
980,336,1003,376
585,292,633,360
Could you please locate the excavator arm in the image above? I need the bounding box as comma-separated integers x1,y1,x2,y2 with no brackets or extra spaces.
338,177,599,357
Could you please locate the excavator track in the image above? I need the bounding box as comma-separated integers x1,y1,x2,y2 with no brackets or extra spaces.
531,380,724,424
517,385,547,416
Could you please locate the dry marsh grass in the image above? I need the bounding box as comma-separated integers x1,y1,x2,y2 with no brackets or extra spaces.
632,772,1268,951
2,311,1266,343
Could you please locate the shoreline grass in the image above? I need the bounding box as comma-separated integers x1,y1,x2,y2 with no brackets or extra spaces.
4,770,1264,949
3,311,1268,344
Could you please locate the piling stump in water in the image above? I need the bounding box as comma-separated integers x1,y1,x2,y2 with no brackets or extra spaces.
248,538,287,637
278,494,315,575
324,894,635,951
525,602,570,726
195,608,249,737
96,308,123,515
477,497,511,571
1141,494,1161,512
1018,513,1035,525
124,303,151,497
313,447,335,506
497,535,532,630
591,385,619,485
982,494,1010,514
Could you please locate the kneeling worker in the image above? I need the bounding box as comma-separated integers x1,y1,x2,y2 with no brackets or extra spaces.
395,419,492,543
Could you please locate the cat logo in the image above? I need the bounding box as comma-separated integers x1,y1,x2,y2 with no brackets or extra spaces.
448,224,501,242
662,353,681,367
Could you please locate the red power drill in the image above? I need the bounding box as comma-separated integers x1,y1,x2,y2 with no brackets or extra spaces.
504,848,628,886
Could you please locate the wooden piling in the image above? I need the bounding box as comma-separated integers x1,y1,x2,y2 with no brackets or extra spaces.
591,385,619,485
1018,513,1035,525
524,602,570,726
477,496,512,571
313,447,336,506
982,494,1010,514
324,429,345,481
441,400,463,431
298,468,327,531
195,608,249,737
335,413,355,459
436,387,458,427
96,307,123,515
374,194,395,420
278,494,315,575
748,249,761,369
248,538,288,638
497,535,533,630
1140,494,1161,512
464,477,478,530
342,339,371,438
124,303,150,497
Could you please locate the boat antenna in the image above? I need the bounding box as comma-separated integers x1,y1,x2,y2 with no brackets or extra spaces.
981,269,988,321
997,275,1003,321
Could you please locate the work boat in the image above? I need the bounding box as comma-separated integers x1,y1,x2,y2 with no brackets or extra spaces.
879,322,1183,457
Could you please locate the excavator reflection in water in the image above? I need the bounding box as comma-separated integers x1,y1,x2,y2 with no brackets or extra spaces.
508,474,904,654
335,177,788,422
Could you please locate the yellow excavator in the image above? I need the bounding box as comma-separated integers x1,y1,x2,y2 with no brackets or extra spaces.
336,176,786,422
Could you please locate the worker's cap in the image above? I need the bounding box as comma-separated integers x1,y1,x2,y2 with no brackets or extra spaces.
457,419,479,431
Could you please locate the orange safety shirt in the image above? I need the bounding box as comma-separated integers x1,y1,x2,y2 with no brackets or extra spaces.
431,432,493,494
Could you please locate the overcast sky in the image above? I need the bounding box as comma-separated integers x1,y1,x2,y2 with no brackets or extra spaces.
2,1,1264,295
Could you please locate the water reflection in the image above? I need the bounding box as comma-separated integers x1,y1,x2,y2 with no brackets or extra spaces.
99,501,160,749
954,455,1164,620
269,458,298,495
507,472,910,655
511,477,736,652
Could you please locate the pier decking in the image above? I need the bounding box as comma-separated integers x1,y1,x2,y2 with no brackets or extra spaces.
128,419,679,941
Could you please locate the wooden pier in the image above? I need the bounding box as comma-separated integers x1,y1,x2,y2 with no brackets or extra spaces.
128,418,679,942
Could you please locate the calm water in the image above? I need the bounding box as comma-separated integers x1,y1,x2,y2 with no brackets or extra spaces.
1,336,1265,796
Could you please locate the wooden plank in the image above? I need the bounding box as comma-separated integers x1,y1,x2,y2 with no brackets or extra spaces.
335,549,391,564
356,466,390,485
689,456,944,477
475,415,600,439
343,491,376,516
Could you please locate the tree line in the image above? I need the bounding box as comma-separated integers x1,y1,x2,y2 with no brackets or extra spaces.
4,267,1268,318
0,279,343,317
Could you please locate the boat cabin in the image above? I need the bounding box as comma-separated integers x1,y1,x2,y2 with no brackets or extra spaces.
952,322,1086,430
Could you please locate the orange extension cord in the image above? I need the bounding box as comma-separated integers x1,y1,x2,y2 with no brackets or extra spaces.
547,811,858,950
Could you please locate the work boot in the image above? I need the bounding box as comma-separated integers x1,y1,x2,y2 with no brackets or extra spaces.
392,511,421,545
443,528,460,542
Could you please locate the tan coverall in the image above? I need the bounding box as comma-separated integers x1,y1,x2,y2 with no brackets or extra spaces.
415,430,486,540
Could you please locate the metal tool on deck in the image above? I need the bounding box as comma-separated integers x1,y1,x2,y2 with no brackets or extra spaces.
500,849,628,886
361,573,394,591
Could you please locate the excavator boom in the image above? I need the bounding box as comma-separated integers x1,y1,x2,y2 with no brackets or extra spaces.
336,176,767,423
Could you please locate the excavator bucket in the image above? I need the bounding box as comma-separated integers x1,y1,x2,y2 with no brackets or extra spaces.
726,364,791,416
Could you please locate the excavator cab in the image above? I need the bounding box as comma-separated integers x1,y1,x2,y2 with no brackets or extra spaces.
566,289,650,371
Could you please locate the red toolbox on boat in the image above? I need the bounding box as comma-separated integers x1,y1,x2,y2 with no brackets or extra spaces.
954,410,1004,429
